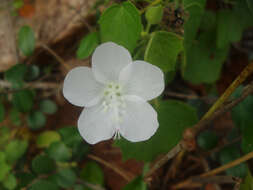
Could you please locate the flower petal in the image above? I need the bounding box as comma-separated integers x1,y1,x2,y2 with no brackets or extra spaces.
92,42,132,83
78,104,115,144
119,60,165,101
119,98,158,142
63,67,103,107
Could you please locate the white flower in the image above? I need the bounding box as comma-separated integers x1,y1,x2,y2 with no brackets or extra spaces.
63,42,164,144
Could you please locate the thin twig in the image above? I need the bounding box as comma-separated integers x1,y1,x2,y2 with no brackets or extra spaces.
144,78,253,179
39,43,71,70
202,63,253,120
77,178,106,190
87,154,134,182
144,143,182,180
0,80,59,90
172,151,253,189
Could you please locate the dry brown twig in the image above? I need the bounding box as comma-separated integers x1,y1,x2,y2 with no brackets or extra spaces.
87,154,134,182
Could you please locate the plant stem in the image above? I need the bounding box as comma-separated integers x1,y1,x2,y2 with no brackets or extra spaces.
172,151,253,189
202,63,253,120
140,0,162,14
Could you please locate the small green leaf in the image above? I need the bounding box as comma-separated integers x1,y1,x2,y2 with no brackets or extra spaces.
115,100,198,161
5,140,28,164
54,169,76,188
77,32,99,59
99,1,142,52
216,10,243,49
18,25,35,56
4,63,27,88
144,31,183,73
219,146,248,178
12,89,34,112
32,155,56,174
72,141,90,161
0,102,4,123
58,126,83,147
27,111,46,129
10,108,21,126
39,99,58,115
145,5,163,25
37,131,61,148
123,176,147,190
29,180,59,190
80,161,104,186
13,0,24,9
3,173,17,190
46,142,72,162
197,130,218,150
25,65,40,81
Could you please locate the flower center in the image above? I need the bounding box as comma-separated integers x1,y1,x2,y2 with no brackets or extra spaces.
102,82,126,138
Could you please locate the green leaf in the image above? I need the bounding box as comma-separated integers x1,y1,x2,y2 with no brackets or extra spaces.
199,10,216,30
123,176,147,190
183,0,206,46
39,99,58,115
58,126,83,147
5,140,28,164
219,146,248,178
72,141,90,161
54,169,76,188
145,5,163,25
247,0,253,14
0,152,11,182
25,65,40,81
240,171,253,190
10,108,21,126
115,100,198,161
37,131,61,148
3,174,17,190
144,31,183,73
0,127,10,147
241,122,253,154
4,63,27,88
99,1,142,52
29,180,59,190
182,31,229,84
0,102,4,123
231,86,253,130
27,111,46,129
46,142,72,162
216,10,243,49
197,130,218,150
13,0,24,9
80,161,104,186
77,32,99,59
18,25,35,56
32,155,56,174
74,184,85,190
235,0,253,29
12,89,34,112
